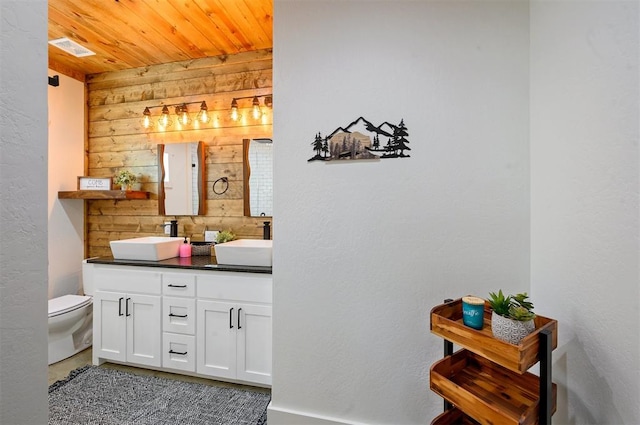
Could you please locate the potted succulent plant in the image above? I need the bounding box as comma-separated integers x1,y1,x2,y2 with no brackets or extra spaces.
215,230,236,244
488,290,536,345
114,170,138,191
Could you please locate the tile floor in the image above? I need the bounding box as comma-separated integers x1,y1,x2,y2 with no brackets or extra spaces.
48,347,270,395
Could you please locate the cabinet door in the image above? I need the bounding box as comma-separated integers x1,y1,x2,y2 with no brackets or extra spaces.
93,290,127,363
126,294,162,367
196,299,236,379
236,304,272,385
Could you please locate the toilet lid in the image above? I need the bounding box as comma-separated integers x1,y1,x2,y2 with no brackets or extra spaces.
48,295,92,318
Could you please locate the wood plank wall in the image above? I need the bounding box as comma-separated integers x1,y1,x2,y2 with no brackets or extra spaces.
85,49,273,257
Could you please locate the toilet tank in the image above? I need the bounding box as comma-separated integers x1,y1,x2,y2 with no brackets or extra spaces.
81,260,95,296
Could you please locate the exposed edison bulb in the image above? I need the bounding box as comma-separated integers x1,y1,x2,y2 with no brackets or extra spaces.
142,107,152,129
158,105,172,128
174,106,183,130
251,96,262,120
198,101,210,124
252,105,262,120
230,99,241,122
179,104,190,125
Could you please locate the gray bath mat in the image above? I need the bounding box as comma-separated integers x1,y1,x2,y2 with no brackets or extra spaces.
49,366,269,424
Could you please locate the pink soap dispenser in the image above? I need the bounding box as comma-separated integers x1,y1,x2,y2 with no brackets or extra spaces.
179,236,192,258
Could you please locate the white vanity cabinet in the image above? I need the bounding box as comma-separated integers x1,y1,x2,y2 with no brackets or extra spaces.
87,261,272,387
92,267,162,368
197,272,272,385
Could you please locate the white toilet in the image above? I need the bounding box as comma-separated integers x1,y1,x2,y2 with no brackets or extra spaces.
48,267,94,365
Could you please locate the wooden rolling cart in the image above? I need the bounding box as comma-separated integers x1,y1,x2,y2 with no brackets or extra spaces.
429,298,558,425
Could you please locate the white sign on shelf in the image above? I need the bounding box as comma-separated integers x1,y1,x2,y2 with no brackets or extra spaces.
78,177,112,190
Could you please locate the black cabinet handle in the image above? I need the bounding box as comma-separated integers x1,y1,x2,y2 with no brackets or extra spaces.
237,308,242,329
118,297,124,316
167,284,187,288
126,298,131,317
169,313,188,318
169,349,188,356
229,307,234,329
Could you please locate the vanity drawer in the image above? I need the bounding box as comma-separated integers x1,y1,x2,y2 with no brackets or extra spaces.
197,272,272,303
93,266,161,294
162,273,196,297
162,333,195,372
163,297,196,335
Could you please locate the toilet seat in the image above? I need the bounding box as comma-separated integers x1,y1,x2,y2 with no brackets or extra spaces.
48,295,92,318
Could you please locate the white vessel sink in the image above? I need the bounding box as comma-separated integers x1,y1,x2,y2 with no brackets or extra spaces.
214,239,272,267
110,236,182,261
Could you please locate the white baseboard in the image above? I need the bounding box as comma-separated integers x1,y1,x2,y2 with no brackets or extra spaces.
267,402,366,425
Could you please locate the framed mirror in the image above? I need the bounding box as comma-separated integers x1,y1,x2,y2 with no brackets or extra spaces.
243,138,273,217
158,141,206,216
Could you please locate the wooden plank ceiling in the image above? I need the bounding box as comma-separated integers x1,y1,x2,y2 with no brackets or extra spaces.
48,0,273,80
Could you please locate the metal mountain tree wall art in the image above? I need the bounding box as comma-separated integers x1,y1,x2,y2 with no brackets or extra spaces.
308,117,411,162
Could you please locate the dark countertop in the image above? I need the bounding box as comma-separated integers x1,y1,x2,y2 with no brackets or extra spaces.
87,255,272,274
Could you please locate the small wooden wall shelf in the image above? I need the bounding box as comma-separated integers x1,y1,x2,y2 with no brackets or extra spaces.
58,190,150,200
431,298,557,373
431,350,557,425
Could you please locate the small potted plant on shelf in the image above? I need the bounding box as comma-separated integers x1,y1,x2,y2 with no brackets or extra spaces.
114,170,138,191
488,290,536,345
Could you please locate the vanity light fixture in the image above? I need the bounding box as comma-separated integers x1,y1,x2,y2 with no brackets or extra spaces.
229,94,273,122
141,100,209,131
142,95,271,130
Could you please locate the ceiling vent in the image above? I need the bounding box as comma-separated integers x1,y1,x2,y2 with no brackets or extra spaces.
48,37,96,58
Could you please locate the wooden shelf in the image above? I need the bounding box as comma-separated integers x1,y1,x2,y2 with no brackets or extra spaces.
430,349,557,425
431,408,480,425
430,298,557,373
58,190,150,200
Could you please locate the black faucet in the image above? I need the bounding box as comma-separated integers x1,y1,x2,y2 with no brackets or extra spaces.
170,220,178,237
262,221,271,240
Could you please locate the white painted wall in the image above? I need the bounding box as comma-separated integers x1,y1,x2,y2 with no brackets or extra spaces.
271,1,530,423
0,0,49,423
48,71,85,299
0,1,635,425
530,1,639,423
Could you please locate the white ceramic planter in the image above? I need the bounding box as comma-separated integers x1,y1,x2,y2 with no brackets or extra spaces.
491,311,535,345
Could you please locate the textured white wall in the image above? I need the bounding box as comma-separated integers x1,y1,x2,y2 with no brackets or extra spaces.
271,1,530,423
0,0,49,423
48,71,85,299
530,1,639,423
